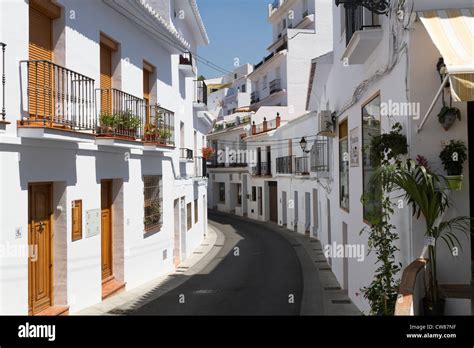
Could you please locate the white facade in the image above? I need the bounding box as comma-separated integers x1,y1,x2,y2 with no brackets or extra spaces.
0,0,211,314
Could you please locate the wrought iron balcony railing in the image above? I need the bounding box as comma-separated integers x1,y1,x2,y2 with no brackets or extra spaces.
310,137,330,173
295,156,310,175
144,105,175,146
252,161,271,176
269,78,282,95
250,91,260,104
194,80,207,105
180,148,193,160
179,51,192,66
276,155,293,174
97,88,145,139
1,43,5,121
20,59,95,130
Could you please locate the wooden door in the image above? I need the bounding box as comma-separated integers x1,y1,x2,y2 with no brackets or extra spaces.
269,182,278,222
28,183,53,315
28,6,53,121
101,180,113,281
100,45,112,114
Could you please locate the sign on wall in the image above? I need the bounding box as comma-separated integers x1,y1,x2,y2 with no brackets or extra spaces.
86,209,100,238
350,127,359,167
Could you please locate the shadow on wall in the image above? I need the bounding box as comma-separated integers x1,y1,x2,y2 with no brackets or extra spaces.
95,147,130,184
64,0,173,87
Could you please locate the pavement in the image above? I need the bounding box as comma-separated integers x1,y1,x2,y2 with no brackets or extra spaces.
76,211,361,315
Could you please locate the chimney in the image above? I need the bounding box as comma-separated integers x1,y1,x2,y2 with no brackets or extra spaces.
252,121,256,135
263,117,267,132
276,112,281,128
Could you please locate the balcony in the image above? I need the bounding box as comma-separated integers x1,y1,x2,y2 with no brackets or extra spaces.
143,105,175,148
269,78,282,95
252,161,271,176
310,137,330,176
96,88,145,142
0,43,6,126
18,59,96,141
179,51,195,77
295,156,309,175
342,26,383,65
206,154,225,168
276,155,293,174
193,80,207,109
251,114,281,135
250,91,260,104
180,148,193,161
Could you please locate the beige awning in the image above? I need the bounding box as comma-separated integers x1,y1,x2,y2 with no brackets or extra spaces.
418,9,474,101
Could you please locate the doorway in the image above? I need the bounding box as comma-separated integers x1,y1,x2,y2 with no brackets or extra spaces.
269,181,278,222
173,199,180,267
180,197,186,261
282,191,287,226
28,183,53,315
468,102,474,282
342,222,348,290
101,180,113,282
294,191,299,231
313,189,319,238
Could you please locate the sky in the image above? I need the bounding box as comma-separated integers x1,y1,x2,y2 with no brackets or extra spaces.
196,0,273,79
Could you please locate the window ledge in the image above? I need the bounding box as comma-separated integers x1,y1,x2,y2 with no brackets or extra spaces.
342,28,383,65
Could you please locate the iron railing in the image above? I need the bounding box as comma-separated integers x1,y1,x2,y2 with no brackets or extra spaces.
276,155,293,174
252,161,271,176
1,43,5,121
194,80,207,105
206,154,225,168
295,156,309,175
194,156,207,177
144,105,175,146
269,78,282,94
180,148,193,160
250,91,260,104
96,88,146,139
21,60,95,130
310,137,330,172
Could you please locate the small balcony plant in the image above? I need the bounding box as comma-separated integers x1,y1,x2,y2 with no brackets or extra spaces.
439,140,467,190
98,112,117,135
437,105,461,131
201,146,215,159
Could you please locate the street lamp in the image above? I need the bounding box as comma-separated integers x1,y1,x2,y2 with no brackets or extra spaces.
334,0,390,15
299,137,310,153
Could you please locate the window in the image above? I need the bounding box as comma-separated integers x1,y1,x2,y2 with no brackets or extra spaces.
237,184,242,206
187,202,192,230
194,199,198,223
263,75,268,90
310,137,330,173
252,186,257,201
143,175,163,232
258,187,263,215
339,120,349,211
282,18,286,29
234,73,238,79
219,183,225,203
362,94,381,221
241,84,246,93
345,6,363,45
71,200,82,242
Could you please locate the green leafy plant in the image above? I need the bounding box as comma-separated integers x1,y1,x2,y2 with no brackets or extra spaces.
381,160,471,305
159,129,171,141
439,140,467,176
369,122,408,167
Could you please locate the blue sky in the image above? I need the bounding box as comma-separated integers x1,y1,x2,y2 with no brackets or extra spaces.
196,0,272,79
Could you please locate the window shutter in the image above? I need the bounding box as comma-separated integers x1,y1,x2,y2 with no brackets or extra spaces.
72,200,83,242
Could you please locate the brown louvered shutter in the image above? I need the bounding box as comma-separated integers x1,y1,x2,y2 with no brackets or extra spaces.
71,200,83,242
100,44,113,114
28,6,53,120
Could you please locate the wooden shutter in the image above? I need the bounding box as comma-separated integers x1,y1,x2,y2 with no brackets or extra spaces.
100,44,112,114
29,6,53,120
71,200,83,242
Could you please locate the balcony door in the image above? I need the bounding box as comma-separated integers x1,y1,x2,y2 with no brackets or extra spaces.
28,4,54,121
101,180,113,281
100,44,112,114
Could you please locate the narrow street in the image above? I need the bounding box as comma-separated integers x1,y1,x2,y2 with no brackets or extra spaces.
131,212,304,315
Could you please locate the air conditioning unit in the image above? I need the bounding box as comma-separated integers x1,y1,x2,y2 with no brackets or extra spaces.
317,110,335,137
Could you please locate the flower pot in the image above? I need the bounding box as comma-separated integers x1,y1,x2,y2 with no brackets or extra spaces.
422,297,445,316
446,174,463,191
441,112,457,131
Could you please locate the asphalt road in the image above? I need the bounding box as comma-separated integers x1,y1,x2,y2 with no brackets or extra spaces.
131,212,303,315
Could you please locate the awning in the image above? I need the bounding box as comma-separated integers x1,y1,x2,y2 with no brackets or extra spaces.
418,9,474,101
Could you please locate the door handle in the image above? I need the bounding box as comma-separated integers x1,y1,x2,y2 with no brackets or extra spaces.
37,221,45,233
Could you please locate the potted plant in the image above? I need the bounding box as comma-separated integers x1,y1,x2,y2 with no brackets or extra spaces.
159,129,171,145
437,106,461,131
98,112,117,135
201,146,215,159
119,111,141,138
439,140,467,190
380,160,471,315
369,122,408,167
145,125,159,142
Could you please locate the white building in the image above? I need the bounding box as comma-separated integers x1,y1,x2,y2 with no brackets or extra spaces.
0,0,211,315
248,0,333,119
206,64,254,118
